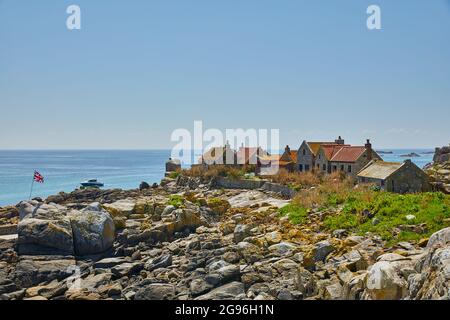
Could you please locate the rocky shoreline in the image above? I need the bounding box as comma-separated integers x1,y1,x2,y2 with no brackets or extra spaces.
0,173,449,301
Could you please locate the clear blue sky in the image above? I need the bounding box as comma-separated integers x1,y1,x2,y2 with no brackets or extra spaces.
1,0,449,149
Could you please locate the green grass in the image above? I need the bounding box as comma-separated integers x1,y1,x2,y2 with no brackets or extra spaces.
323,191,450,244
168,171,180,179
168,195,184,208
279,203,309,225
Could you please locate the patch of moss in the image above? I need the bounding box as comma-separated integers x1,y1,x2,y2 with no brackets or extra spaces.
278,203,309,225
168,195,184,208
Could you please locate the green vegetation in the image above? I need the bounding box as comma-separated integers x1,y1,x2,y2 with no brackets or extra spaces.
323,191,450,244
181,165,256,180
168,195,184,208
168,171,181,179
278,203,309,225
283,170,450,244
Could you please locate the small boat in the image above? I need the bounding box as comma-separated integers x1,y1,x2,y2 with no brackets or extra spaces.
80,179,104,188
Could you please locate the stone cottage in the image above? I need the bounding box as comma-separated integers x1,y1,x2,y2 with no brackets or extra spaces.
357,159,431,193
236,146,269,166
296,136,346,172
199,142,236,165
258,145,297,174
315,140,382,178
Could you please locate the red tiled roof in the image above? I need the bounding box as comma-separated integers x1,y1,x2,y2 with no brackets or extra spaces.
330,146,366,163
320,144,350,160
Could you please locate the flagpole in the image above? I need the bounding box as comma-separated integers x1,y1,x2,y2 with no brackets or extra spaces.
29,172,35,200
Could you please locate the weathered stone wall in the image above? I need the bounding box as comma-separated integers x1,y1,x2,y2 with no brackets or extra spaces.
315,149,329,173
297,141,314,171
211,177,267,190
261,182,296,198
357,176,386,190
386,161,431,193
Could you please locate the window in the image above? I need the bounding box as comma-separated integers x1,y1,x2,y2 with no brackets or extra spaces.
381,180,385,186
303,149,306,156
318,154,321,160
323,164,326,171
305,164,310,171
333,165,337,171
348,165,352,173
340,165,344,171
299,164,303,172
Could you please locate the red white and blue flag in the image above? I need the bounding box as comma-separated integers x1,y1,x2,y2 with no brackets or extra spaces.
34,171,44,183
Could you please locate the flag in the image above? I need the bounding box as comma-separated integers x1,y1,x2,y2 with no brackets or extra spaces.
34,171,44,183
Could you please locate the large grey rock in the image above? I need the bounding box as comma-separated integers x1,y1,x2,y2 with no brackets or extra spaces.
135,283,176,300
233,224,252,243
14,257,76,287
313,240,335,262
195,282,245,300
190,278,214,297
69,207,115,256
365,261,408,300
18,218,74,255
102,199,135,217
426,227,450,249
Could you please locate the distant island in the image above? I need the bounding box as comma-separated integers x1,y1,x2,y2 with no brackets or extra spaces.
400,152,421,157
376,150,393,154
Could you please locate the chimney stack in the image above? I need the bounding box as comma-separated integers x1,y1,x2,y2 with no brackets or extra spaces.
285,145,291,154
335,136,345,145
365,139,373,161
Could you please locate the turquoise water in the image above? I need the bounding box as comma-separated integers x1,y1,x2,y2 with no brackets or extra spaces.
0,150,172,206
0,149,433,206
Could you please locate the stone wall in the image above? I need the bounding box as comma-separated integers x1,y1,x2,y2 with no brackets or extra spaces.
297,141,314,172
211,177,267,190
386,161,431,193
261,182,296,198
176,175,297,198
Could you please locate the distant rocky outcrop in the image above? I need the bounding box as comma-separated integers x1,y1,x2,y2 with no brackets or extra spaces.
425,143,450,194
400,152,420,158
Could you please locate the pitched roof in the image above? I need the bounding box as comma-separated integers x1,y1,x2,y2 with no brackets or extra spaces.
320,144,350,160
306,142,334,156
259,154,293,167
201,147,235,164
330,146,366,163
289,151,297,163
357,161,404,180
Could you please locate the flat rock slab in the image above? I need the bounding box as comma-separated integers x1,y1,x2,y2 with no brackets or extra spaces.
227,190,289,209
0,234,18,242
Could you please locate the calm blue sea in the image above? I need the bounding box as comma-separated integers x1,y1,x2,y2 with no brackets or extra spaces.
0,149,434,206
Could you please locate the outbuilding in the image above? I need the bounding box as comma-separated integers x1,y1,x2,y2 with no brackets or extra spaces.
357,159,431,193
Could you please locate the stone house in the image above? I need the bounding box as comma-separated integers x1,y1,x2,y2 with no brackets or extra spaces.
315,140,382,178
357,159,431,193
258,145,297,174
200,142,236,165
236,146,269,166
296,136,346,172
